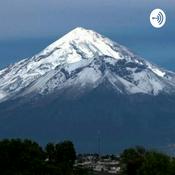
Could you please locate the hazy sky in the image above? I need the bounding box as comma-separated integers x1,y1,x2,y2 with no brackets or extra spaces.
0,0,174,39
0,0,175,70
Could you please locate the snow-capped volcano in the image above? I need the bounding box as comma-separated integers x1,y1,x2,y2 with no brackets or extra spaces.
0,27,175,102
1,27,175,154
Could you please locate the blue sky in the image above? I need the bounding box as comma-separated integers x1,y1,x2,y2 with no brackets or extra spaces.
0,0,175,70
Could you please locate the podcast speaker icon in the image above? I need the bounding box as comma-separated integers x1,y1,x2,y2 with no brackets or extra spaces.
150,9,166,28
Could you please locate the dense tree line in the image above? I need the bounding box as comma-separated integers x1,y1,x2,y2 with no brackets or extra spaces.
119,146,175,175
0,139,76,175
1,139,175,175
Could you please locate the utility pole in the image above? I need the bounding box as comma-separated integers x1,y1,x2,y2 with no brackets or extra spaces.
97,130,101,156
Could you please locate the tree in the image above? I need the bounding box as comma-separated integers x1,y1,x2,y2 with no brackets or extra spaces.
45,141,76,166
0,139,76,175
0,139,44,174
45,143,56,163
45,140,76,175
55,141,76,167
138,151,171,175
119,146,175,175
119,146,146,175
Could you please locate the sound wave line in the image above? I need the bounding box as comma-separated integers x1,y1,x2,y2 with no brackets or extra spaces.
152,11,164,25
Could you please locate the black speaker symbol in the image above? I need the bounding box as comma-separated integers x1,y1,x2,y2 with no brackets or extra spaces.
152,12,164,25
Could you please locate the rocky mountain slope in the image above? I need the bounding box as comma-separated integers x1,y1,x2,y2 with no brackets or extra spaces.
0,27,175,103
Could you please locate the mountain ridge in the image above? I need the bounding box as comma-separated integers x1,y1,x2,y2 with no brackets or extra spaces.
0,27,175,103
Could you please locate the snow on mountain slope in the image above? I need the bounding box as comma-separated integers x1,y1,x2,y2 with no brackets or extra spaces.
0,27,175,102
